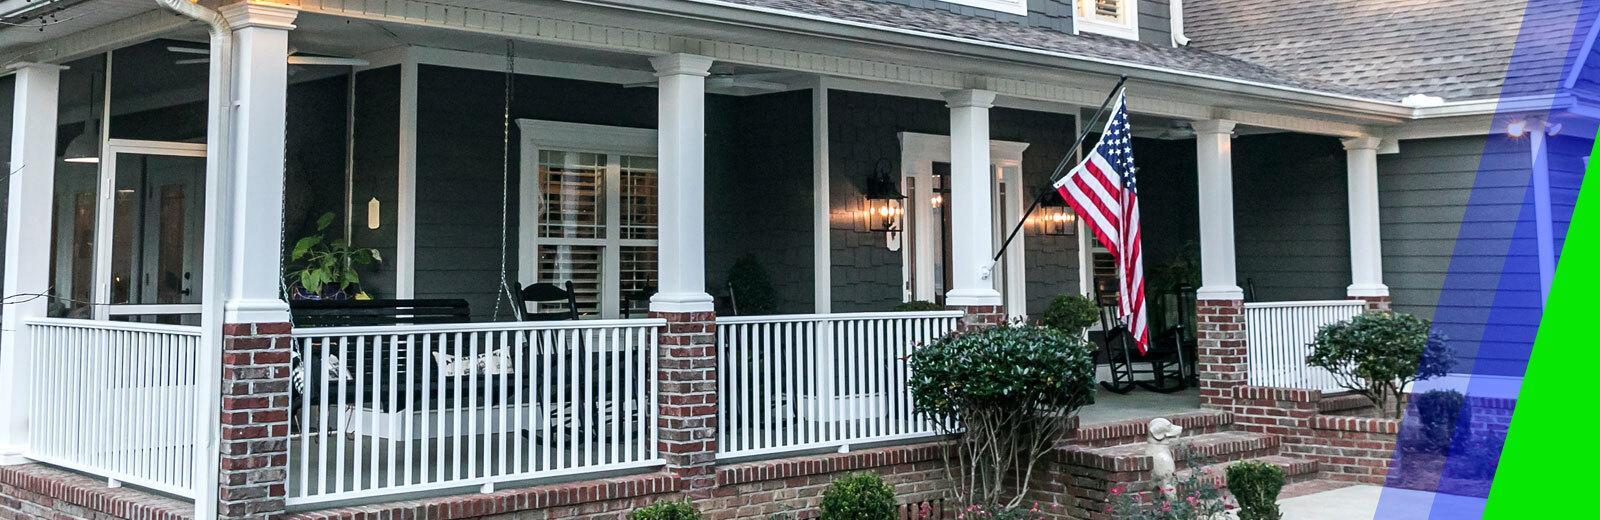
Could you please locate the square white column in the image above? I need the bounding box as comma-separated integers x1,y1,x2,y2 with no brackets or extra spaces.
648,53,716,313
0,62,64,463
1342,136,1389,298
220,3,298,324
1192,120,1243,300
943,89,1003,307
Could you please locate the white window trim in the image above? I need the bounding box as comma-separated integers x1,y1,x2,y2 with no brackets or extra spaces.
897,132,1031,319
938,0,1028,16
1074,0,1140,41
516,119,658,319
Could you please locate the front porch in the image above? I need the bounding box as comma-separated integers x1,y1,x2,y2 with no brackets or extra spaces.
1,1,1403,517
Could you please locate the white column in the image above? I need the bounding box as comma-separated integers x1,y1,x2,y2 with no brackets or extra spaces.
649,53,716,313
220,3,297,323
1192,120,1243,300
811,79,832,313
1528,120,1554,305
1343,136,1389,298
0,63,63,463
943,89,1003,307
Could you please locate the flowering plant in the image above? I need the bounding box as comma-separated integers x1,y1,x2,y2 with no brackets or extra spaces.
1106,463,1231,520
952,502,1059,520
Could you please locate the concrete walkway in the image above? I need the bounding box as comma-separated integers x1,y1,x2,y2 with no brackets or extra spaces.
1280,484,1488,520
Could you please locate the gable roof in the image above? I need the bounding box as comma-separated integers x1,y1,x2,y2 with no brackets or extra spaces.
1185,0,1597,102
716,0,1382,99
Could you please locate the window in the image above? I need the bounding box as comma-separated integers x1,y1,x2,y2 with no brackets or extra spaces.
1076,0,1139,40
518,121,658,319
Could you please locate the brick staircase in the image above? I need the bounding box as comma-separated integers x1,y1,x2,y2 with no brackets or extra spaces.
1033,410,1325,519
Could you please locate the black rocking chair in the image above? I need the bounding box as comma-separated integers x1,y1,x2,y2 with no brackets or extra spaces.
1098,306,1189,394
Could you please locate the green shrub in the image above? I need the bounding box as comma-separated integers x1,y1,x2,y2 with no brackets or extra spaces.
1413,390,1469,455
819,473,897,520
1038,294,1100,335
726,255,778,315
908,324,1096,508
894,300,945,312
1226,461,1285,520
630,499,701,520
1305,312,1454,419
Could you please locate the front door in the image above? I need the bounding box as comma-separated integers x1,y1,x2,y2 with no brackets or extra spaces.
93,140,208,324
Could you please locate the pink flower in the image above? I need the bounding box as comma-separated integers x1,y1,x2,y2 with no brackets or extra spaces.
1110,485,1125,495
1186,495,1199,506
1161,501,1172,513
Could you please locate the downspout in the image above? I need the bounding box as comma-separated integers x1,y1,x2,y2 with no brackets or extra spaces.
1170,0,1190,46
152,1,230,519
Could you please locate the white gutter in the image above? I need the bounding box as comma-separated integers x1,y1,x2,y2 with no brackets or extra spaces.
150,1,229,519
1170,0,1189,46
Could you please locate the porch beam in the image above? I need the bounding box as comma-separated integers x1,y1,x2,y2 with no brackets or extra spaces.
0,62,65,464
1192,120,1243,300
649,53,717,313
943,89,1003,308
220,3,298,324
1342,136,1389,299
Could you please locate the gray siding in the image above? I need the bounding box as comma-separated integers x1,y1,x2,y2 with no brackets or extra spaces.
283,74,355,292
827,90,1080,314
1378,135,1538,376
1233,134,1351,302
346,67,400,299
1137,0,1172,46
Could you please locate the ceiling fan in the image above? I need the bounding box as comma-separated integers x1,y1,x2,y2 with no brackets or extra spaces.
166,45,370,67
623,65,790,95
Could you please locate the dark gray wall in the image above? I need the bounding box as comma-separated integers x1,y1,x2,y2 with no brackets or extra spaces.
1378,135,1537,376
1233,134,1351,302
1137,0,1172,46
826,90,1079,314
347,66,399,299
412,65,814,318
284,73,354,290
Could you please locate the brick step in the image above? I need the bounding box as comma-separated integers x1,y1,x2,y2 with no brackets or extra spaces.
1065,410,1235,448
1318,392,1377,415
1057,431,1280,473
1176,455,1321,489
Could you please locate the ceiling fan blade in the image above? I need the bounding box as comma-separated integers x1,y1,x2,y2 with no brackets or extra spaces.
166,46,209,55
174,58,209,65
287,56,370,66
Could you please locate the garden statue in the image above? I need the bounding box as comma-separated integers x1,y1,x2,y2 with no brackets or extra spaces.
1145,418,1183,498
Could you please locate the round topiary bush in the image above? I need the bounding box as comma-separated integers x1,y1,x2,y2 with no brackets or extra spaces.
907,324,1096,509
1225,461,1285,520
1037,294,1100,335
1305,312,1454,419
819,472,897,520
630,499,702,520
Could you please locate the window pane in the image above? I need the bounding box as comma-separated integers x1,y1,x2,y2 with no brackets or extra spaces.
109,154,207,306
537,150,605,239
537,244,602,317
620,155,658,240
619,245,658,302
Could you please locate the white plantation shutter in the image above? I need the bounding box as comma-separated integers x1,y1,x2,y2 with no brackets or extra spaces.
530,147,658,319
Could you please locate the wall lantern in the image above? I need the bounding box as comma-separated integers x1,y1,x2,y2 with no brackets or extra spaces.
1035,190,1077,236
862,158,905,235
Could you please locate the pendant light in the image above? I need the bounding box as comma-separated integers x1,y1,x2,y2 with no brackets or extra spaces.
62,70,101,164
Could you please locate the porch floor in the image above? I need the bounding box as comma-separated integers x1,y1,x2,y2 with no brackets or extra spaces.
1076,364,1203,425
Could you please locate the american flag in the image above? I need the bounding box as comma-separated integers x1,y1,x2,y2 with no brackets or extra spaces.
1053,91,1149,352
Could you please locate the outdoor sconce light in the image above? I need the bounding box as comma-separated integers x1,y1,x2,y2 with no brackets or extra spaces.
367,197,381,230
1036,191,1077,236
863,158,905,234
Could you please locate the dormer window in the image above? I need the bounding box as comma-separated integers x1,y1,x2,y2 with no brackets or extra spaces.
1076,0,1139,40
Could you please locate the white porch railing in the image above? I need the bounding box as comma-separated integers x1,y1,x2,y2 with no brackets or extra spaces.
25,318,201,498
1243,300,1365,392
286,319,663,506
715,311,961,459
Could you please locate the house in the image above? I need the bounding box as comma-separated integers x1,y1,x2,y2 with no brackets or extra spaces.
0,0,1586,518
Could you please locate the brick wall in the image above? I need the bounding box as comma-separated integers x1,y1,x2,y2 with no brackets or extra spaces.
0,464,193,520
957,305,1007,330
652,311,720,496
1231,386,1399,484
219,322,295,520
1352,295,1392,312
1195,299,1246,411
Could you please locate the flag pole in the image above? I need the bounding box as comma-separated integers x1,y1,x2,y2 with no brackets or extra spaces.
993,75,1128,262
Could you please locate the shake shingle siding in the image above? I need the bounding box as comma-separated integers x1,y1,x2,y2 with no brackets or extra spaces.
1138,0,1172,47
1378,135,1539,376
1232,134,1350,302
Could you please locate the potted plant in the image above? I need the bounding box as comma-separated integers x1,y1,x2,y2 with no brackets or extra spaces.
287,212,381,300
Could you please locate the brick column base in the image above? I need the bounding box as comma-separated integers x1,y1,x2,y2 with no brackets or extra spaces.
219,322,293,520
1352,295,1392,312
1196,299,1246,411
651,311,718,496
954,305,1005,331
